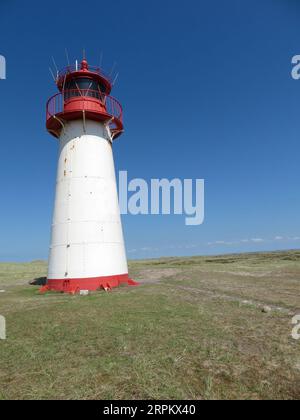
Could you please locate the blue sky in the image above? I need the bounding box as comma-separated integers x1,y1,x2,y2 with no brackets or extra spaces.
0,0,299,261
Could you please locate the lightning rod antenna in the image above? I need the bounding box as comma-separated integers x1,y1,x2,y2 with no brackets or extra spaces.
51,56,59,77
109,61,117,78
49,67,56,82
112,72,119,86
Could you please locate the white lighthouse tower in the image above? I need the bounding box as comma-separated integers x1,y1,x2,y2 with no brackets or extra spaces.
44,57,136,293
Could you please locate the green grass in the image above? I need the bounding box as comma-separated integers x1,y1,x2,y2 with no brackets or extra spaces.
0,251,299,400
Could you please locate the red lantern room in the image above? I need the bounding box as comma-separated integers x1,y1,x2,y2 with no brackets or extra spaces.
46,58,124,140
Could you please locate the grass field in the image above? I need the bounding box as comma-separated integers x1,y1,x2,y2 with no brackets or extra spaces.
0,250,299,400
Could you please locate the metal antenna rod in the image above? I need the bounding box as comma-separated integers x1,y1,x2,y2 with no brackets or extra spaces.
51,56,59,76
109,61,117,77
65,48,70,67
112,72,119,86
83,48,86,60
49,67,56,82
99,52,103,68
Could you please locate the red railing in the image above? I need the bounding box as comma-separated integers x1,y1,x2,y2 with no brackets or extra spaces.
57,65,112,83
46,89,123,124
46,92,64,120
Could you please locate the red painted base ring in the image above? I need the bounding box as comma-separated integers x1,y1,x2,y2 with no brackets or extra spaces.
41,274,139,294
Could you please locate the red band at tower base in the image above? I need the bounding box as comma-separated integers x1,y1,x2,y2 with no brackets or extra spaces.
41,274,139,294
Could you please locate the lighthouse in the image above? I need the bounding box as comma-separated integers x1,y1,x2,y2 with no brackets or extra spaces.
44,57,136,293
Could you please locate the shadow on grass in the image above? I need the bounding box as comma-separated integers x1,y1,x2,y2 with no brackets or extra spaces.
29,277,47,286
